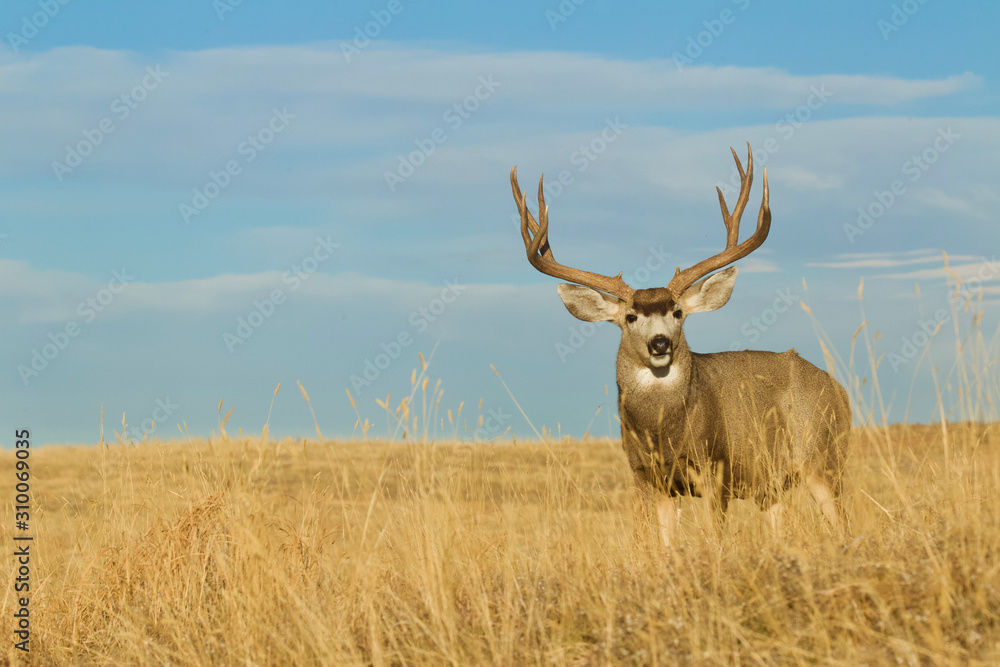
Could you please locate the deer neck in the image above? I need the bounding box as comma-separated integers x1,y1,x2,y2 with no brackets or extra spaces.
616,335,694,428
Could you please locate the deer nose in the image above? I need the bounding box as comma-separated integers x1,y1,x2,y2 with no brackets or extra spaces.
648,335,671,356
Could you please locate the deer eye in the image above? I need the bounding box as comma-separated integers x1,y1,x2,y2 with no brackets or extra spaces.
625,314,638,324
673,309,683,319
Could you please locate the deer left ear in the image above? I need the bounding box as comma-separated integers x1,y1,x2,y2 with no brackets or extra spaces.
678,266,737,314
557,284,623,322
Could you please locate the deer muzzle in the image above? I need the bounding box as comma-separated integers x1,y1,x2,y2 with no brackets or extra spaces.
648,335,672,359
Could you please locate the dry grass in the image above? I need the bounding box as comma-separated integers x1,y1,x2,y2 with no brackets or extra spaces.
2,422,999,665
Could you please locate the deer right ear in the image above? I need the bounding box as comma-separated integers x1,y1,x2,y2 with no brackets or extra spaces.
678,266,738,314
556,284,622,323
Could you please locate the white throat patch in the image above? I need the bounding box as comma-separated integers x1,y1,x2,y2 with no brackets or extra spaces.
634,366,684,390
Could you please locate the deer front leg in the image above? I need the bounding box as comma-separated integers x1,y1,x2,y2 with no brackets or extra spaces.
631,476,657,546
704,460,730,532
655,493,678,548
766,501,785,536
632,473,677,548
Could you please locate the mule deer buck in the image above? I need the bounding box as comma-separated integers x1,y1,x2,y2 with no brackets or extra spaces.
510,144,850,547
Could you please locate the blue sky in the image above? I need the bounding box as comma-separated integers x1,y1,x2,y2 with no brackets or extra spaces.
2,0,998,444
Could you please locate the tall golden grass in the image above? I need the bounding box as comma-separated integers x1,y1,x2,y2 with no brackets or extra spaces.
4,266,1000,665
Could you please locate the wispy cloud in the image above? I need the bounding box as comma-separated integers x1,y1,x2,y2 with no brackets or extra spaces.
811,251,1000,287
18,45,969,107
912,187,977,214
882,258,1000,283
807,251,978,270
0,258,522,325
830,250,943,260
737,257,781,273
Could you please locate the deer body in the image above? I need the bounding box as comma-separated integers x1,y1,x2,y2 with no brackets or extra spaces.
620,343,850,526
511,145,851,546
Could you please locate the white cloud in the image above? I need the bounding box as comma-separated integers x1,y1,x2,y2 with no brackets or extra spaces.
0,258,289,324
0,44,982,181
0,258,529,325
773,167,843,191
913,187,976,214
136,45,982,107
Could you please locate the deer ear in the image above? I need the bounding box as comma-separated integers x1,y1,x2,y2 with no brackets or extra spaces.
557,284,622,323
678,266,737,314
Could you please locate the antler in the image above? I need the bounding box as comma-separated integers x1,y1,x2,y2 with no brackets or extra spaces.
666,143,771,297
511,167,635,301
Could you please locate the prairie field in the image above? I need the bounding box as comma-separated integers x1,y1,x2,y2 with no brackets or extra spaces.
3,421,999,665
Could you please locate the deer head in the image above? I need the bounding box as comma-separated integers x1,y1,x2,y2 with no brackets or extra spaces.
511,144,771,374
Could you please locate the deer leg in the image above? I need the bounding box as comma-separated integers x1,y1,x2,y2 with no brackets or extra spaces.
655,494,678,548
766,501,785,536
707,460,730,533
631,477,657,546
805,473,845,535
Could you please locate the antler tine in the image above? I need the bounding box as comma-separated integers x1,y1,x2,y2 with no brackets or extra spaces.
512,167,543,255
510,167,634,301
719,143,753,247
531,170,553,260
758,165,771,237
666,144,771,298
512,167,555,265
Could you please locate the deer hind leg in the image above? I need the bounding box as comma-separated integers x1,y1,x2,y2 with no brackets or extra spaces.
762,470,798,537
805,472,845,535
